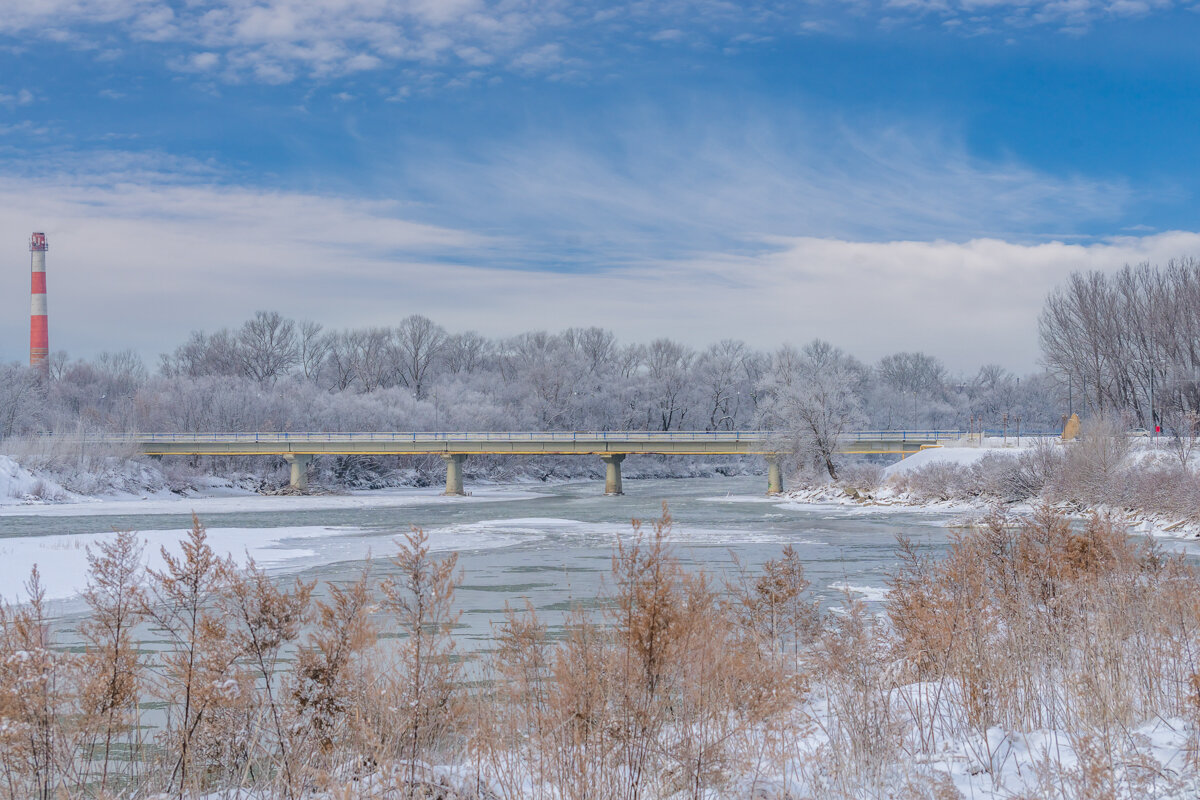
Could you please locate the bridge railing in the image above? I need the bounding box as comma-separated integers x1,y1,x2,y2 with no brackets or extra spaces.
46,430,967,444
841,430,963,442
75,431,782,443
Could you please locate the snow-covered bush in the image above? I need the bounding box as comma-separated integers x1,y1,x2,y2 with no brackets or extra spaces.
1051,417,1131,505
888,460,977,502
835,461,884,492
1006,438,1064,500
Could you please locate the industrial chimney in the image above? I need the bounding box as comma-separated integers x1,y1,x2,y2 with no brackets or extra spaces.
29,232,48,369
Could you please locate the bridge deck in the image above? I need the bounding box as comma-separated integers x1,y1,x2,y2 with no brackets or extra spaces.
80,430,963,456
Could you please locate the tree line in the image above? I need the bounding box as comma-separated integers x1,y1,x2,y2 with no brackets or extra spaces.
1041,256,1200,433
0,311,1063,446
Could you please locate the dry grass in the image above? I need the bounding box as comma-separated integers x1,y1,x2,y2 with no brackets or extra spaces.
3,506,1200,798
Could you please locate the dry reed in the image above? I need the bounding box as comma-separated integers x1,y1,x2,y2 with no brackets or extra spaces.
2,505,1200,798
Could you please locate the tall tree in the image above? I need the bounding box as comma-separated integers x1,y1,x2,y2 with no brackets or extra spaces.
393,315,447,400
238,311,299,385
757,340,866,480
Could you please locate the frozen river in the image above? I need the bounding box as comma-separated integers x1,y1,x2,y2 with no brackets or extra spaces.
0,475,969,640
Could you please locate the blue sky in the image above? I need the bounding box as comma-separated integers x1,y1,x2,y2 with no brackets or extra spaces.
1,1,1199,370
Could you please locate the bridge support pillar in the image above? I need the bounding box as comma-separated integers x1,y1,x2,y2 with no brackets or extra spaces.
766,454,784,496
284,454,313,492
443,454,467,496
601,453,625,495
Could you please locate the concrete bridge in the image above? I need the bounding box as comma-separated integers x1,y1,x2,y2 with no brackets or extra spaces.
90,430,962,495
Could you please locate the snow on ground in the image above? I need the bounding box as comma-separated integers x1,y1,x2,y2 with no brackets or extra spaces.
827,581,889,602
881,444,1024,478
773,687,1200,800
771,486,991,518
0,455,77,505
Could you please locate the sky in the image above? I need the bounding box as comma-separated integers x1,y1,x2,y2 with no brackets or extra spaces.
1,0,1198,373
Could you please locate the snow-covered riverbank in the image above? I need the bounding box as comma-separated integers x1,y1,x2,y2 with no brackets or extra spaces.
779,443,1200,541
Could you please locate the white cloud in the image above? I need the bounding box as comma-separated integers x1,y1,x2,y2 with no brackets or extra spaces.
0,88,34,105
0,105,1178,372
0,161,1190,372
394,110,1134,267
508,42,568,73
191,51,219,70
649,28,686,41
892,0,1177,27
0,0,1181,86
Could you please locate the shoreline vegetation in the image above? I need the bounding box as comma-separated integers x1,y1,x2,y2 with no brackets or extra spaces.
3,505,1200,798
784,424,1200,540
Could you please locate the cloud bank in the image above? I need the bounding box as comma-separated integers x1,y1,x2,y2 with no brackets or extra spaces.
0,168,1193,373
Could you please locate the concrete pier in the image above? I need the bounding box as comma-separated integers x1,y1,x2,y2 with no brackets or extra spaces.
284,454,312,491
766,454,783,496
601,453,625,495
443,453,467,495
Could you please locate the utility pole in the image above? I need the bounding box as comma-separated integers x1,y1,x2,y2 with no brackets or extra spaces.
1150,368,1157,447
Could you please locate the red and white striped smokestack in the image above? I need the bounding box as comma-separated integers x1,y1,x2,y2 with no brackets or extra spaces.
29,232,48,369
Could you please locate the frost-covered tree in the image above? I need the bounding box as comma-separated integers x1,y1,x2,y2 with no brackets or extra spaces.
393,315,447,400
695,340,752,431
298,320,329,381
3,308,1075,447
0,363,44,438
756,340,866,480
238,311,299,385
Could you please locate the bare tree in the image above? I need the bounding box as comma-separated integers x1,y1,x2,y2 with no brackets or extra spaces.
1040,259,1200,426
1163,407,1200,469
238,311,299,385
323,330,359,392
0,364,44,438
348,328,395,392
696,340,749,431
393,315,447,400
45,350,69,382
443,331,489,375
645,338,695,431
160,330,242,379
298,320,330,381
570,326,618,374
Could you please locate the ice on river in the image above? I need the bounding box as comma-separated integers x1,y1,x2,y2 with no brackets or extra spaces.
0,484,542,518
0,519,540,605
